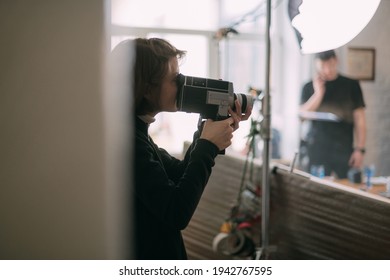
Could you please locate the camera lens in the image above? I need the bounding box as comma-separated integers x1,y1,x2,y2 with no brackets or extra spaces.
234,93,254,114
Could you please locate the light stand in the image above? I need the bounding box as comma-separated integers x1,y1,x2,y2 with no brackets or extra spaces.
255,0,273,260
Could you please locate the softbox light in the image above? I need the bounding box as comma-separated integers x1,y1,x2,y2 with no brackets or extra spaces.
288,0,381,54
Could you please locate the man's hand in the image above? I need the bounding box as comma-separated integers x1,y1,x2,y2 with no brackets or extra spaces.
313,74,326,97
349,150,364,168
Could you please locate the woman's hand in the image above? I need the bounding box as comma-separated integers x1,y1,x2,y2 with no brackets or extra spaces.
200,118,234,151
200,100,252,151
228,99,252,131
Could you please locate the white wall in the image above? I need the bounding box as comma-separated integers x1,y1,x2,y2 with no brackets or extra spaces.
340,0,390,175
0,0,131,259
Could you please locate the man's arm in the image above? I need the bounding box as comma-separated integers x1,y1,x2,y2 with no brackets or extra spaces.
300,75,326,112
349,107,366,168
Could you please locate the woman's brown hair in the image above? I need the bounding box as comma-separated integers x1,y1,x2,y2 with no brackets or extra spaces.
133,38,186,115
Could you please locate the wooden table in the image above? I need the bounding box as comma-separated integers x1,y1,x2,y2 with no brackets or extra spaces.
333,178,389,198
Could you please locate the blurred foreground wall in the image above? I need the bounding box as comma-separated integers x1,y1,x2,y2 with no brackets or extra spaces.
0,0,132,259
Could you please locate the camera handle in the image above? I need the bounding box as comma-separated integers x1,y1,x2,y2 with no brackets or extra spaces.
197,115,226,155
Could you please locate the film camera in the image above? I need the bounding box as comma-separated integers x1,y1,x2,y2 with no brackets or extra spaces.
176,74,254,120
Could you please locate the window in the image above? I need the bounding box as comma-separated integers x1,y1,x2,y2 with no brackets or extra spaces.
111,0,276,156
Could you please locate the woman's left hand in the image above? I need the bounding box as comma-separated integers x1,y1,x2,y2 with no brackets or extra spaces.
228,99,252,131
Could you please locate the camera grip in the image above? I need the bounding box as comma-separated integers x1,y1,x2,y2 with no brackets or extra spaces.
198,116,226,155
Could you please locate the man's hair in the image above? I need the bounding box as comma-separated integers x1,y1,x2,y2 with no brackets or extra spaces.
315,49,336,61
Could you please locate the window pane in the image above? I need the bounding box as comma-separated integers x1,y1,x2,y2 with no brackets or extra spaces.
220,40,265,153
112,0,218,30
219,0,267,33
110,0,270,156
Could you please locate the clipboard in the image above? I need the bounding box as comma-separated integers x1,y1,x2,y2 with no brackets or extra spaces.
299,111,340,122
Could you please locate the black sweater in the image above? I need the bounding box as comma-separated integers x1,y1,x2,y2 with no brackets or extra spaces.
134,116,219,259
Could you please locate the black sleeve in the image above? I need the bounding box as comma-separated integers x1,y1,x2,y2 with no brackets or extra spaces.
135,135,219,230
156,129,212,183
351,80,365,109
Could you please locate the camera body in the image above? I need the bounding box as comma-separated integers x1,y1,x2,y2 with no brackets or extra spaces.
176,74,253,120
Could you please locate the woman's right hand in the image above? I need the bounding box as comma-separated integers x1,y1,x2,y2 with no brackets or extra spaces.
200,118,234,151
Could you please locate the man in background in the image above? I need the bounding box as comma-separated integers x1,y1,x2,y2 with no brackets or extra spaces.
300,50,366,179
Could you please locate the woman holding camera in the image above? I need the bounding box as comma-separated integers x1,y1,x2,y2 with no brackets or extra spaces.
112,38,251,259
